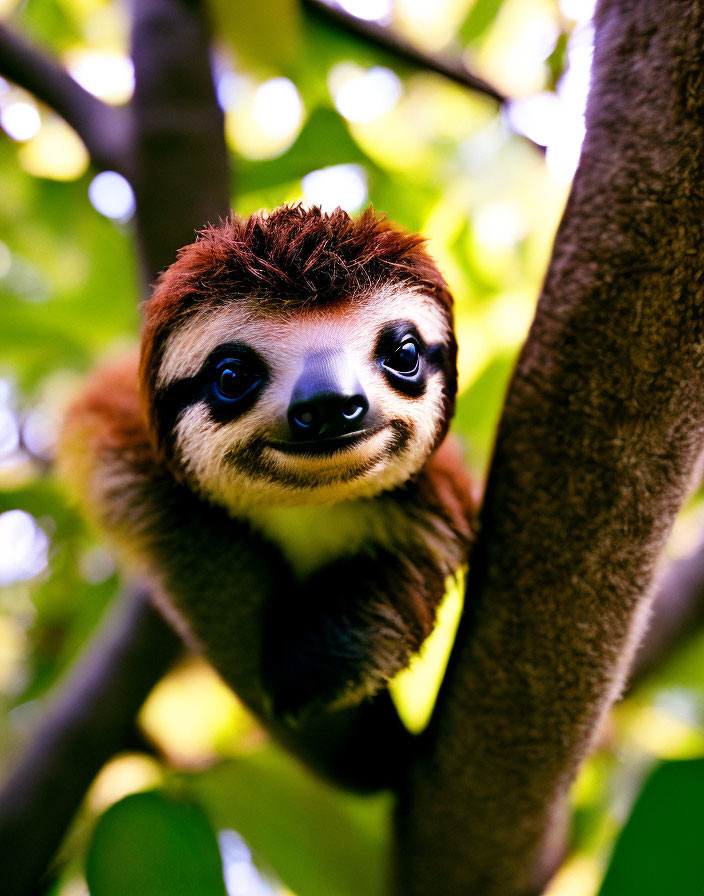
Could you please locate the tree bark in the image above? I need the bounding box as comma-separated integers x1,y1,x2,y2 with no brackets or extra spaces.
394,1,704,893
129,0,230,280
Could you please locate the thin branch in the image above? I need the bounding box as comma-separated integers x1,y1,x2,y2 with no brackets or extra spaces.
0,586,183,896
301,0,507,103
395,0,704,893
0,23,131,176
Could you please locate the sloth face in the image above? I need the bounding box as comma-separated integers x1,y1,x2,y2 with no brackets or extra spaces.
149,286,454,510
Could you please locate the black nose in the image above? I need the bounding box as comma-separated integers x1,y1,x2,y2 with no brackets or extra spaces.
288,352,369,440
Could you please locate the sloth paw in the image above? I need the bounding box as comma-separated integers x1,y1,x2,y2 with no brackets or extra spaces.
264,642,381,725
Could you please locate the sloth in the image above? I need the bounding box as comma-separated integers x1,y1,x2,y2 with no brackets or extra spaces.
59,205,474,721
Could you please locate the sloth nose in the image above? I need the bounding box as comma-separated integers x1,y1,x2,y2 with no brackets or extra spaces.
288,352,369,440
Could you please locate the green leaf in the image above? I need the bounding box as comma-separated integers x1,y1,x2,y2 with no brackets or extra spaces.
454,350,517,467
188,747,391,896
208,0,301,70
86,791,229,896
460,0,505,44
598,759,704,896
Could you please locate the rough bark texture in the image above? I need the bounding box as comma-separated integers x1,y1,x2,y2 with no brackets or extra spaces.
394,1,704,893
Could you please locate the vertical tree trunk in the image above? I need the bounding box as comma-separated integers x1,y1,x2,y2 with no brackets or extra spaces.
394,1,704,893
130,0,230,281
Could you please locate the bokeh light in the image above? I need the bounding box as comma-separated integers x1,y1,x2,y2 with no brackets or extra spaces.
474,199,527,250
19,117,90,181
0,509,49,586
505,91,562,148
504,12,595,183
225,77,305,160
251,78,303,140
546,21,593,182
474,2,558,97
559,0,597,24
88,754,164,814
301,164,368,213
217,71,250,111
88,171,136,221
0,101,41,142
0,406,19,458
21,408,56,461
395,0,469,51
329,64,401,123
336,0,393,21
66,51,135,104
0,240,11,278
218,830,281,896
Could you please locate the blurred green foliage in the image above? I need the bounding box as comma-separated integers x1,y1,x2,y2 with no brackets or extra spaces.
2,1,704,895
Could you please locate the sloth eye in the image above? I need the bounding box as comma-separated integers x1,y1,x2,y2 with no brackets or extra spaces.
214,358,260,402
384,338,420,376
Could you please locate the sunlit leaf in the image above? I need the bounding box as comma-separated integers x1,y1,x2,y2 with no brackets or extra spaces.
86,791,228,896
188,747,391,896
460,0,505,44
598,759,704,896
209,0,301,69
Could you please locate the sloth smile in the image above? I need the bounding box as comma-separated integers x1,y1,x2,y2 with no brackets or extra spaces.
266,428,383,457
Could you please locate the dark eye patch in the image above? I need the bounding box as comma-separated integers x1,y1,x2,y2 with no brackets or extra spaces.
152,342,269,449
374,320,446,397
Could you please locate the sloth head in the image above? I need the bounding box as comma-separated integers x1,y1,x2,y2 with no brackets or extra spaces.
140,205,457,510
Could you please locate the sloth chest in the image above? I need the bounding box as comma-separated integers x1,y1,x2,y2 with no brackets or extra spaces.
247,501,405,580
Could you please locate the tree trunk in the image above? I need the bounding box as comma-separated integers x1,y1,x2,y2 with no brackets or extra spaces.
394,1,704,893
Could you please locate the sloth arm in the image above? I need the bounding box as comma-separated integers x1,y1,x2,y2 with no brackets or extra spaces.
59,355,292,713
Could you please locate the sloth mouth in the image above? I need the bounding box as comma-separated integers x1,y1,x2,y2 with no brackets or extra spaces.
267,428,383,457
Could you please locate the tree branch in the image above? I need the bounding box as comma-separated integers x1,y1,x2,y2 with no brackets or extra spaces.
301,0,507,104
0,586,183,896
0,22,131,176
394,1,704,893
129,0,231,278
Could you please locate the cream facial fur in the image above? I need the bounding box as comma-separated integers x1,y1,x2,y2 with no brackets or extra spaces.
157,286,452,512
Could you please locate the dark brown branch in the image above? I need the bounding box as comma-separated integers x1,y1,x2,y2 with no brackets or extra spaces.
394,1,704,893
301,0,507,104
129,0,231,279
0,587,183,896
0,23,131,175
